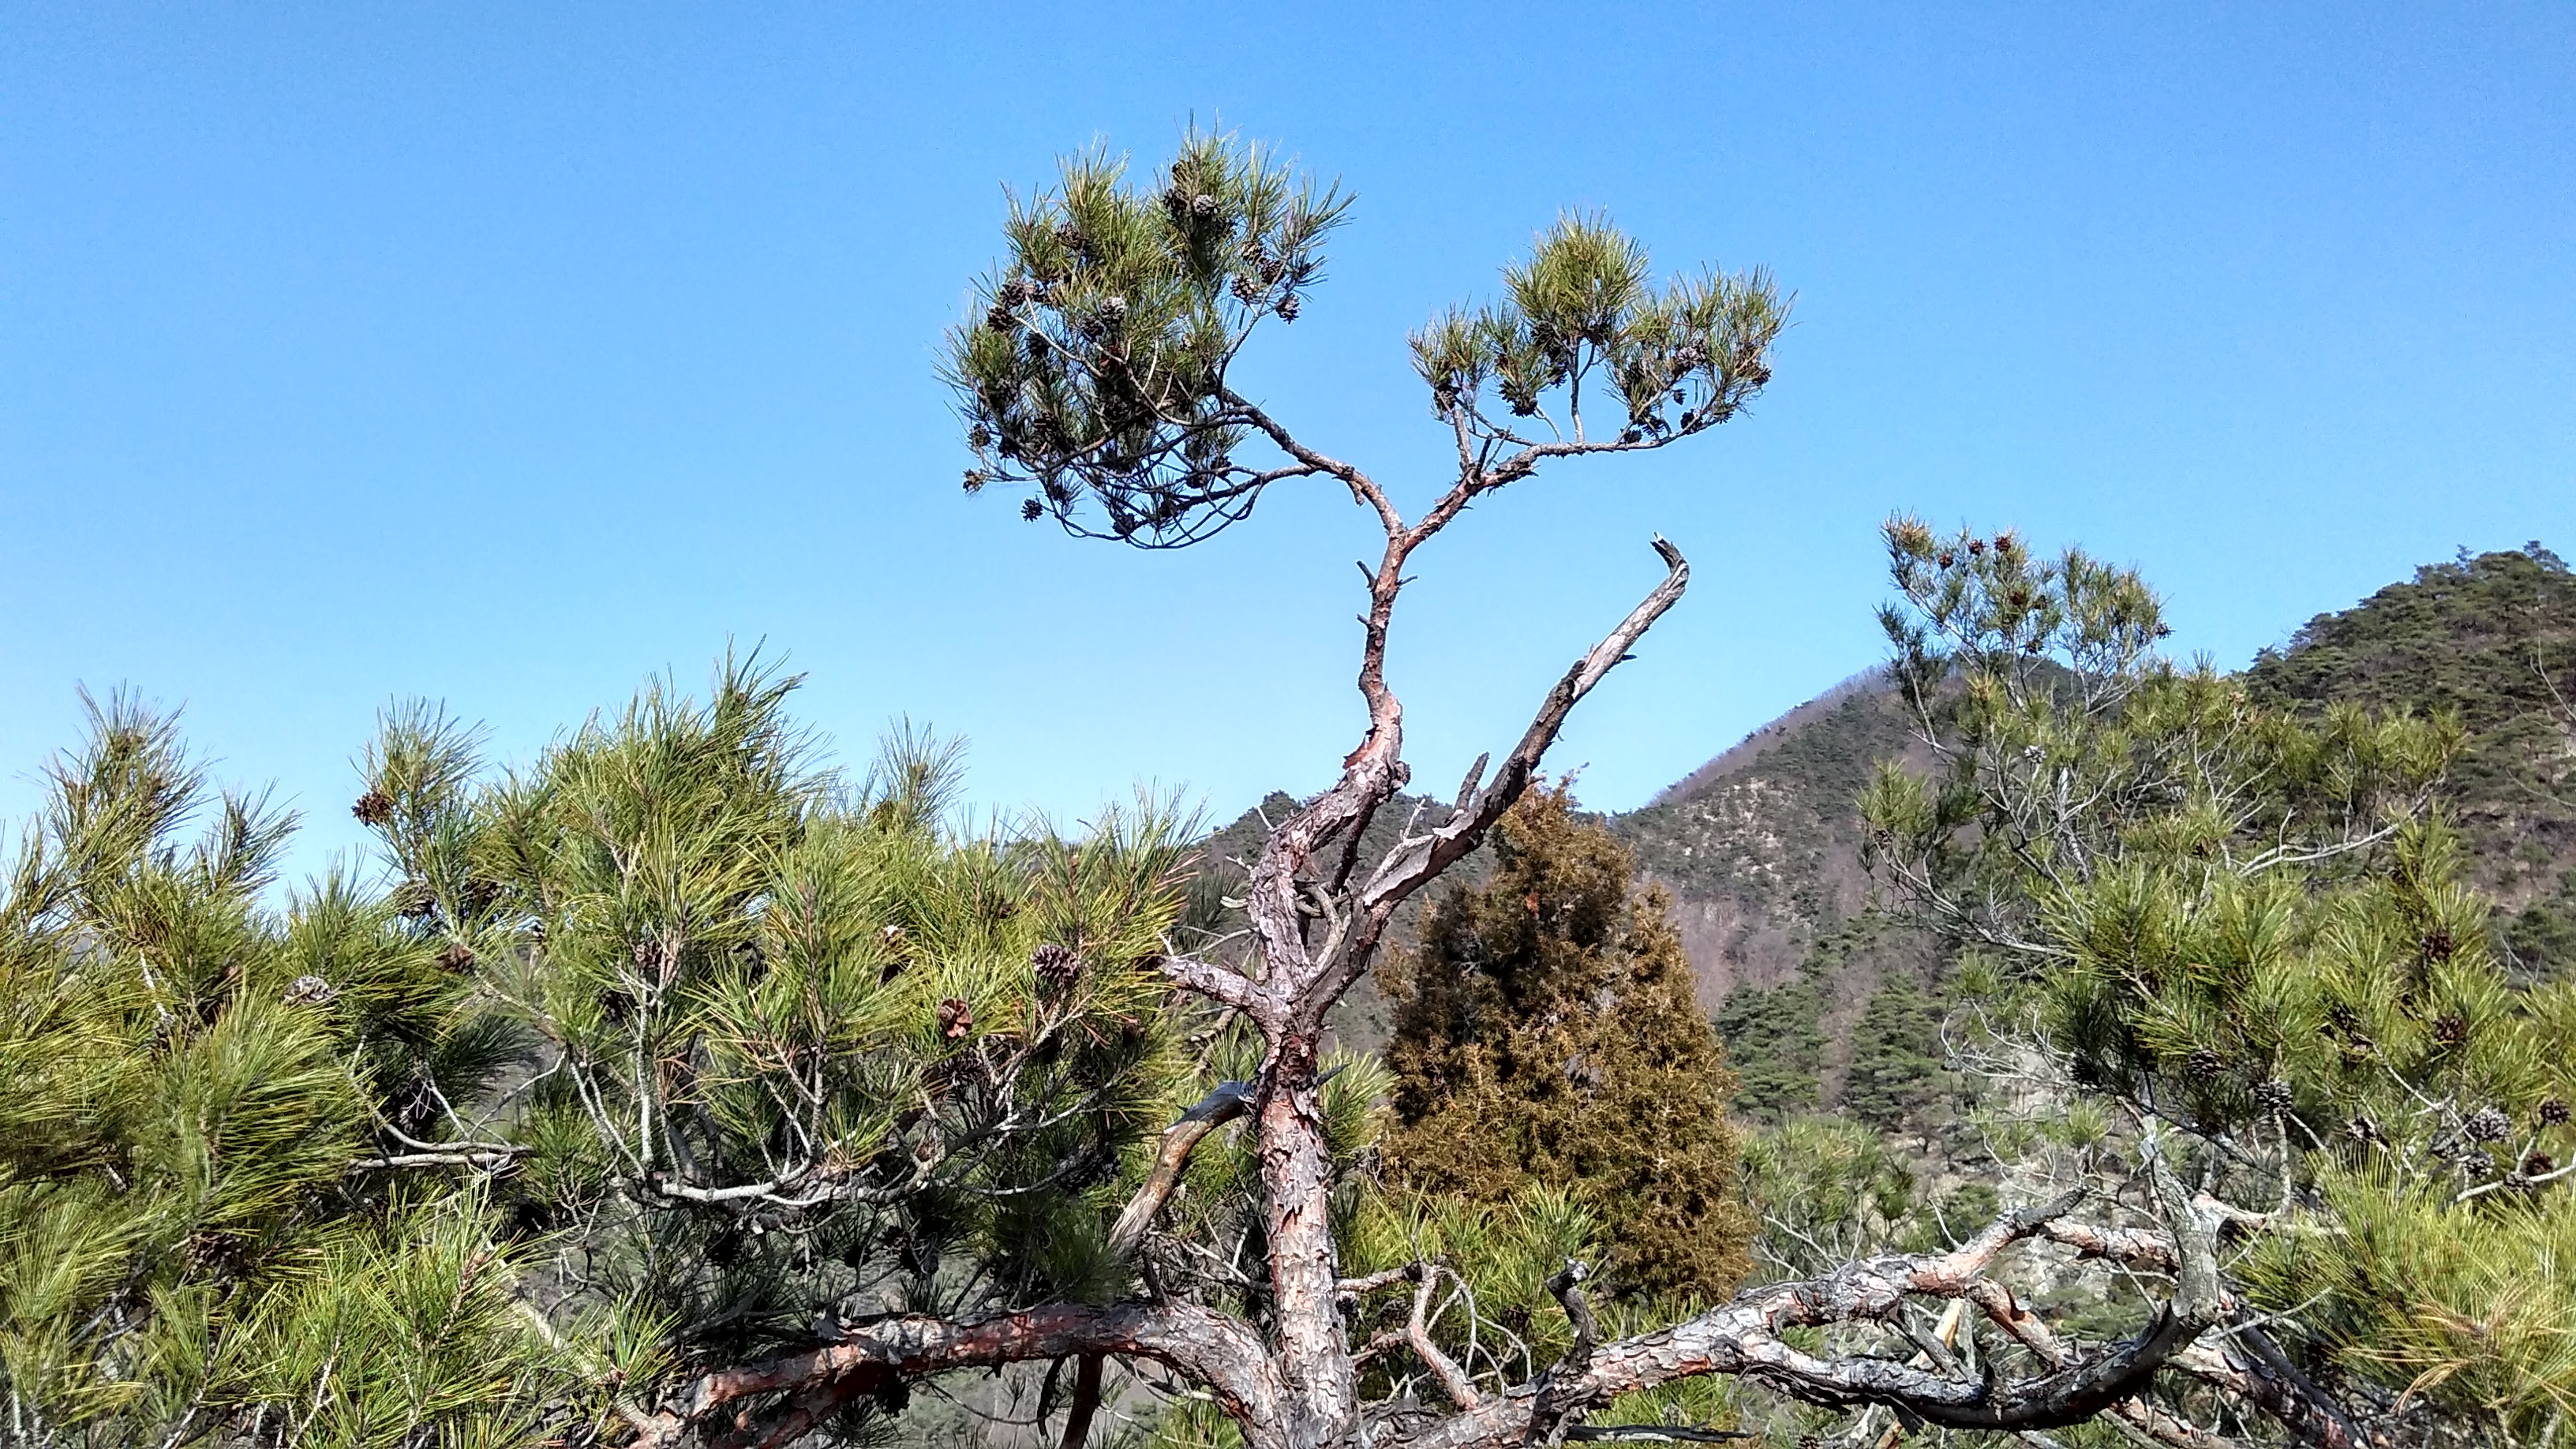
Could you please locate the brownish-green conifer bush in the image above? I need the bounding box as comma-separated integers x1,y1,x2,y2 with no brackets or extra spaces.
1378,785,1753,1304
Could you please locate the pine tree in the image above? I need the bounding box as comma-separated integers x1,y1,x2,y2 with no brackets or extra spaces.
1709,976,1825,1125
1380,785,1753,1303
1866,518,2576,1444
1840,970,1945,1135
0,691,594,1447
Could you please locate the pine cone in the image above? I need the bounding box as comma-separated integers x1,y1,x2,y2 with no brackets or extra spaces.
1231,272,1263,305
1968,539,1986,556
1022,499,1044,522
185,1230,248,1275
936,997,974,1041
1275,294,1301,323
1032,943,1081,991
2541,1097,2571,1126
985,304,1015,334
437,942,476,972
1938,553,1955,568
1190,192,1219,220
2525,1151,2557,1178
2432,1013,2470,1046
2188,1046,2224,1080
2254,1078,2295,1114
2467,1105,2514,1143
2421,927,2456,964
351,789,393,826
962,469,987,493
395,882,438,919
283,974,338,1006
997,278,1032,308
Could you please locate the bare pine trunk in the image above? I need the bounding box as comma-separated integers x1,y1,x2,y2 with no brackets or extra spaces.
1259,1040,1359,1449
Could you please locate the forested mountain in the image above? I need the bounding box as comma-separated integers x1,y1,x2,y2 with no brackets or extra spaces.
1206,543,2576,1123
2246,544,2576,976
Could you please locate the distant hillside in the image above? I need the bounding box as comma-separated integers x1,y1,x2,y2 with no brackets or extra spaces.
1183,542,2576,1110
1610,672,1926,1000
2247,543,2576,977
1604,675,1946,1108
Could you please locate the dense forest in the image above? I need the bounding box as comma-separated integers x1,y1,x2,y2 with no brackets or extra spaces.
7,125,2572,1449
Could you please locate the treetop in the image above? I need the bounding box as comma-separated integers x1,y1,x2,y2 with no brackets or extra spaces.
944,128,1786,549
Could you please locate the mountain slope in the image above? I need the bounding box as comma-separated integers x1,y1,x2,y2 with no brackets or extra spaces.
1188,541,2576,1105
1610,672,1925,999
2246,543,2576,975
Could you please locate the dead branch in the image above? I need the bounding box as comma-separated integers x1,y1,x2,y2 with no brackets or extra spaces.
638,1303,1282,1449
1110,1080,1253,1257
1409,1267,1481,1410
1400,1193,2224,1449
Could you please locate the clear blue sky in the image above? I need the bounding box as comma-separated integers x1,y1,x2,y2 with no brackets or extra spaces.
5,3,2570,882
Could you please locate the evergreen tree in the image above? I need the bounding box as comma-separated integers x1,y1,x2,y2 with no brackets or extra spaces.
1380,785,1753,1303
0,692,597,1447
1866,518,2576,1445
1709,975,1825,1125
1839,970,1945,1135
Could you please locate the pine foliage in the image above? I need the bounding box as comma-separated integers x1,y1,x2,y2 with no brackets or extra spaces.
0,691,588,1447
1378,786,1752,1303
0,662,1213,1447
943,129,1352,545
1866,520,2576,1443
352,659,1200,1435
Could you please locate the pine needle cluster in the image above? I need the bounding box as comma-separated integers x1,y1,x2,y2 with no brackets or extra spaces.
943,129,1350,545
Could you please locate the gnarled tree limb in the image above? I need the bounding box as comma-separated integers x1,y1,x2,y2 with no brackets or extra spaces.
1400,1193,2224,1449
637,1303,1283,1449
1110,1080,1252,1258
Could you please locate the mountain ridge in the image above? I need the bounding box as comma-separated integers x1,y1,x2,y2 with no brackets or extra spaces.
1193,542,2576,1111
